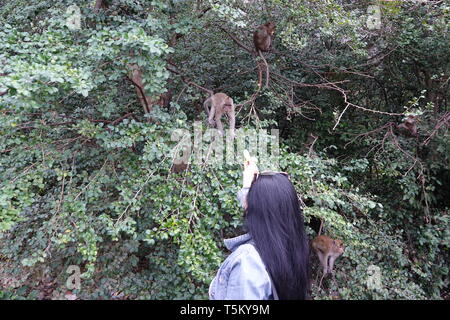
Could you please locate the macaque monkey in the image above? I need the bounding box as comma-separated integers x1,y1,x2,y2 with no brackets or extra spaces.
156,90,173,109
171,162,188,173
253,22,276,88
253,21,276,52
203,92,236,138
94,0,109,12
397,115,418,137
311,235,345,288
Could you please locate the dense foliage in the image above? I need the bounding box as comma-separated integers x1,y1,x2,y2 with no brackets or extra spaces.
0,0,448,300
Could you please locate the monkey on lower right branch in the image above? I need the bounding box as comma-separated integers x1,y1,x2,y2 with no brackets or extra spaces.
311,235,345,288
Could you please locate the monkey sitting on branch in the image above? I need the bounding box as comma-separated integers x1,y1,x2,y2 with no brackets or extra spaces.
203,92,236,138
311,235,345,288
253,21,276,88
397,115,418,137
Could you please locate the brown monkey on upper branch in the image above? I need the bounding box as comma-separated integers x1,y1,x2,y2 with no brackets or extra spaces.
254,22,275,52
203,93,236,138
253,22,276,88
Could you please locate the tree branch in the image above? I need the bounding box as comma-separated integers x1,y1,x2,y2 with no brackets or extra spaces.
167,62,213,96
217,25,253,54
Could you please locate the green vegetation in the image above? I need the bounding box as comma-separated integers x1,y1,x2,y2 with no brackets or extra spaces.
0,0,448,300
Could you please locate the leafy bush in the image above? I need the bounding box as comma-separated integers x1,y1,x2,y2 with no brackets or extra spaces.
1,0,448,300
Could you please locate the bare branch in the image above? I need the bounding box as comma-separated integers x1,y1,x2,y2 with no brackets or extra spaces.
167,63,213,96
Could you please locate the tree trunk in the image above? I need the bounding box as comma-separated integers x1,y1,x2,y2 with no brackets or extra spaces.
128,63,154,114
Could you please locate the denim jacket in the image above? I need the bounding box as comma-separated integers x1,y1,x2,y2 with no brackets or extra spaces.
208,188,278,300
208,233,277,300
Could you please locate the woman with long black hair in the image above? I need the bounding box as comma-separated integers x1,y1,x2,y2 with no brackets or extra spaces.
209,156,310,300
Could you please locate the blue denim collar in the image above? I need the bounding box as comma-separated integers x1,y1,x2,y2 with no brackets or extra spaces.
224,233,252,251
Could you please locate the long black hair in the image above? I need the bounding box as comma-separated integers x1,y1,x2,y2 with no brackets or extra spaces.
245,173,309,300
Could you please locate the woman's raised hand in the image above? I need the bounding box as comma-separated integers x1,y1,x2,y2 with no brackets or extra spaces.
243,150,259,188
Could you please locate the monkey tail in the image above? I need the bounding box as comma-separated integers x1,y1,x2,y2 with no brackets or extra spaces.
203,97,211,115
258,50,270,88
256,61,263,89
